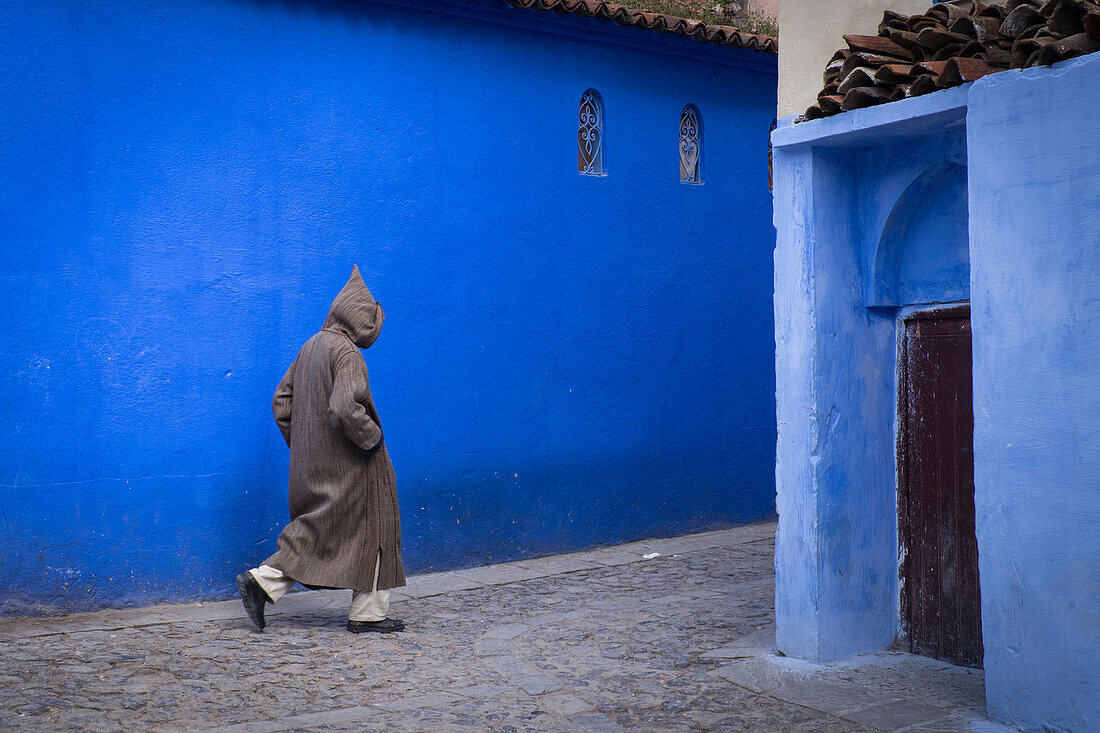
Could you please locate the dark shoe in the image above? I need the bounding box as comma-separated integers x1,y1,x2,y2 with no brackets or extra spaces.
347,618,405,633
236,572,269,630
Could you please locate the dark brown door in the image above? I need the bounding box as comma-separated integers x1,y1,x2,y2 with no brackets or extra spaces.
898,306,982,668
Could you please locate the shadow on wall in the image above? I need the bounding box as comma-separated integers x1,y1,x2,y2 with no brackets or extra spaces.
870,161,970,308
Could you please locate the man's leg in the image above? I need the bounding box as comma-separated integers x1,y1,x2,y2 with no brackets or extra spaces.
348,587,391,622
237,565,295,630
347,551,404,633
249,565,296,602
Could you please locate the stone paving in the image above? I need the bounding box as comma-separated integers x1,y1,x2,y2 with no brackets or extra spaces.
0,521,1017,732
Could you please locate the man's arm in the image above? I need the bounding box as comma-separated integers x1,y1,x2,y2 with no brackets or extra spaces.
328,352,383,453
272,360,296,447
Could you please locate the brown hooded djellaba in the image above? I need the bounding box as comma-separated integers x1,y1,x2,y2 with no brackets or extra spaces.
263,266,405,592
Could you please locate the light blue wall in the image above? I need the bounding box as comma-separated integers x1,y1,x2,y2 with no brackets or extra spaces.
0,0,779,614
773,55,1099,731
772,144,821,656
772,92,969,661
967,54,1100,733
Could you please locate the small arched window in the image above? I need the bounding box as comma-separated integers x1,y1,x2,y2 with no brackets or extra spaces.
679,104,703,184
578,89,605,176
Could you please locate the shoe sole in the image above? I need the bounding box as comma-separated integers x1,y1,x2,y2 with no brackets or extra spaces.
347,624,405,634
236,573,266,631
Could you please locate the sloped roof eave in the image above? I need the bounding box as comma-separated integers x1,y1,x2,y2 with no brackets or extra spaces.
506,0,778,54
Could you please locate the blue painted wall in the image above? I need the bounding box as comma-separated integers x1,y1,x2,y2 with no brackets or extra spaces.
772,94,969,661
0,0,778,614
773,55,1099,731
968,54,1100,733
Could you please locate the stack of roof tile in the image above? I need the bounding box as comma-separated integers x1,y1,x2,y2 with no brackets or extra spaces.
506,0,778,53
802,0,1100,120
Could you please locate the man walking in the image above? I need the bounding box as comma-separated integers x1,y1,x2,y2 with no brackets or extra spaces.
237,265,406,633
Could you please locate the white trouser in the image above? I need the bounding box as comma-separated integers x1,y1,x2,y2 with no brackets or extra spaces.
249,551,390,622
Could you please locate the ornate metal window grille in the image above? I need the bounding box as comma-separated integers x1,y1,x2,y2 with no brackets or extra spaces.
679,105,702,184
578,90,605,176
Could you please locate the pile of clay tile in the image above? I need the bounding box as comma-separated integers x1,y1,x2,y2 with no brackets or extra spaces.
802,0,1100,120
506,0,778,53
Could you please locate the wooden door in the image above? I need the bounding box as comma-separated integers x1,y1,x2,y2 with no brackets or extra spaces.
898,306,982,668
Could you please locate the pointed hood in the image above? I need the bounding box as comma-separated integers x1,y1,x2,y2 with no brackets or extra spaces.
323,265,384,348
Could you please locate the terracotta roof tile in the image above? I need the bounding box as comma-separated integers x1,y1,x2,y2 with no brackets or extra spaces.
801,0,1100,122
506,0,778,53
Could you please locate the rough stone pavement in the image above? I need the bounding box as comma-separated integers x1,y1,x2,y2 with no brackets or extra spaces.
0,521,1017,732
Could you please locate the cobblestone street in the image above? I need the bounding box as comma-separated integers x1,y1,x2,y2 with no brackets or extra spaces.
0,521,1012,732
